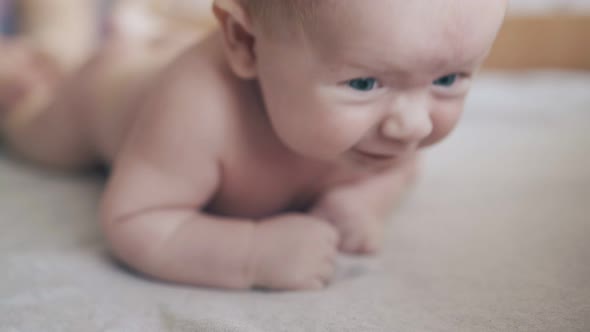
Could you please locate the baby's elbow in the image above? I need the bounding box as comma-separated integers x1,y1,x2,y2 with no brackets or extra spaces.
99,203,167,279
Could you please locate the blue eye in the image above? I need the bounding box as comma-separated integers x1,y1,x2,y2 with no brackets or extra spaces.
348,78,378,91
433,74,458,87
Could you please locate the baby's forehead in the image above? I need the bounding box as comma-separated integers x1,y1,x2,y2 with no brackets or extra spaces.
304,0,503,70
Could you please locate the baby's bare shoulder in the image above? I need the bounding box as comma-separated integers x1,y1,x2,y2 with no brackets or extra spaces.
123,34,247,164
163,45,232,123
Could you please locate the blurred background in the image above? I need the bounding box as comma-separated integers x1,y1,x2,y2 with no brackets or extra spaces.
488,0,590,70
0,1,589,331
0,0,216,72
1,0,589,71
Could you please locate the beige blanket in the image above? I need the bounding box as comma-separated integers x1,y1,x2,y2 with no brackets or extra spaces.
1,72,589,331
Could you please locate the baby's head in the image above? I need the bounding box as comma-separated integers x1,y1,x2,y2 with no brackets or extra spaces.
214,0,508,167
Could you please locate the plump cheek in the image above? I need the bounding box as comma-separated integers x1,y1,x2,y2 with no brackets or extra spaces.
420,105,464,148
259,72,372,159
260,86,360,159
267,99,369,160
278,114,367,159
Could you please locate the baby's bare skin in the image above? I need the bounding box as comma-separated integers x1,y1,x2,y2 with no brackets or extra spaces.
1,33,389,289
100,34,402,289
0,0,508,290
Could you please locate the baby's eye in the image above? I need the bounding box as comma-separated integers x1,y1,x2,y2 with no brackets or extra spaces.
433,74,458,87
347,78,378,91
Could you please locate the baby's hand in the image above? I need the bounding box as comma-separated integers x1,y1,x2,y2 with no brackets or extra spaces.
250,213,339,291
312,196,385,255
333,212,384,255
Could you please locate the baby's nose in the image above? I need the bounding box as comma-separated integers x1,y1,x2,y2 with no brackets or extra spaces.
381,109,433,144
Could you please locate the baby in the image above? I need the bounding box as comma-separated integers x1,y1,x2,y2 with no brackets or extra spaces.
0,0,507,290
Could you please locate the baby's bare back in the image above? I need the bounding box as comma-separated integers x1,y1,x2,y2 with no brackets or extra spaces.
74,39,192,163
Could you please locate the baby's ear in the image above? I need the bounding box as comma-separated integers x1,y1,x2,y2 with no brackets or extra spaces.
213,0,257,79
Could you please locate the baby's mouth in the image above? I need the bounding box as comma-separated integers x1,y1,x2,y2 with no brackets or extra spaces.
351,148,399,163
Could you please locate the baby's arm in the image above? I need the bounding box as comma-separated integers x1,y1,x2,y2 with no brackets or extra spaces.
103,141,337,290
311,157,418,254
102,150,255,289
101,77,337,290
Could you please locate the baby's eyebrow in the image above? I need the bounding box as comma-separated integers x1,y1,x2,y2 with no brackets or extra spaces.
411,51,488,74
326,44,490,79
404,49,490,74
337,56,481,77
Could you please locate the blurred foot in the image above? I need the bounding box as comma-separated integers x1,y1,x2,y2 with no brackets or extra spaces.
0,39,61,131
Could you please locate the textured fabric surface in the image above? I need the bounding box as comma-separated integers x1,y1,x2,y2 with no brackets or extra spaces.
1,72,589,331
